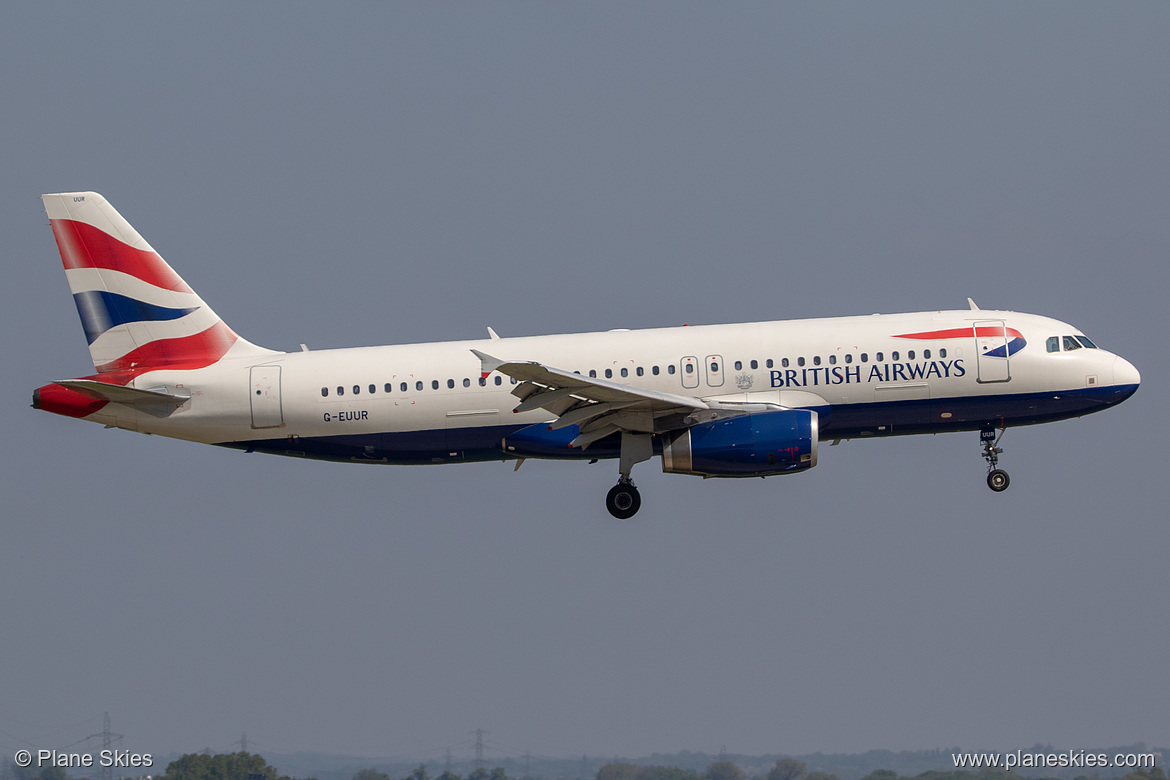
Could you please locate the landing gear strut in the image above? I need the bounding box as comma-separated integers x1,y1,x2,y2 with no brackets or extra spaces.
980,427,1010,492
606,477,641,519
605,432,652,519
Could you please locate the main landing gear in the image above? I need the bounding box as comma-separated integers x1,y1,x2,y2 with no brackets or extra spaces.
980,427,1010,492
605,432,653,519
606,477,641,520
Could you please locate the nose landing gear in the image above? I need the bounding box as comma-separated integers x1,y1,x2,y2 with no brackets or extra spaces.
980,427,1010,492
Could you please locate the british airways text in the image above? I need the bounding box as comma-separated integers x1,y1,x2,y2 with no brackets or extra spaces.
770,359,966,388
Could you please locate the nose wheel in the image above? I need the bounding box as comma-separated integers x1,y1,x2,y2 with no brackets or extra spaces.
606,477,641,519
980,427,1010,492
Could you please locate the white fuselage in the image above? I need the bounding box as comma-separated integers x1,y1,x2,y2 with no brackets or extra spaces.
80,308,1140,466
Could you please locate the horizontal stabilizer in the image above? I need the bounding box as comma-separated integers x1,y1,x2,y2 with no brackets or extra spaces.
52,379,190,417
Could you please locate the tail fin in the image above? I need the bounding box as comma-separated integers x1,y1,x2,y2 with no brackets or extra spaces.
42,192,277,380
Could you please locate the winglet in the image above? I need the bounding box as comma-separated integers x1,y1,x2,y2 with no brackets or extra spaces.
487,327,501,340
471,349,505,379
967,297,980,311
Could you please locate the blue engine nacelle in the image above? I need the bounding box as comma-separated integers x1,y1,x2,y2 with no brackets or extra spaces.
660,409,818,477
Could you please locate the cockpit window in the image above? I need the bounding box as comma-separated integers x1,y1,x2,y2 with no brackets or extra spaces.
1063,336,1082,351
1047,336,1060,353
1076,335,1098,349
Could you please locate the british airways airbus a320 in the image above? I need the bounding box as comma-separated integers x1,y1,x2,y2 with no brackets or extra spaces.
33,192,1140,518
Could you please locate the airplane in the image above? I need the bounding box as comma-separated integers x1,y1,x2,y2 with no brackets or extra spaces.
33,191,1141,518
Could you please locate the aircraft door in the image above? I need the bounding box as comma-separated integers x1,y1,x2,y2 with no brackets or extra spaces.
704,354,725,387
681,356,699,389
974,320,1011,383
250,365,284,428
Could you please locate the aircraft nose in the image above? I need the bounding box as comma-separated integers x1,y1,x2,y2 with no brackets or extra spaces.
1112,355,1141,389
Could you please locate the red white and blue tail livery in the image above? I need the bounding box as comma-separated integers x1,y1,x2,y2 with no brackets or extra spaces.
34,192,1141,517
42,192,274,382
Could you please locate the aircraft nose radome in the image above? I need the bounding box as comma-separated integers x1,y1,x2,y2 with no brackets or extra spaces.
1113,355,1141,388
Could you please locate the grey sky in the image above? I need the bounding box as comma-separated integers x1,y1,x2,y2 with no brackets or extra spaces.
2,1,1167,764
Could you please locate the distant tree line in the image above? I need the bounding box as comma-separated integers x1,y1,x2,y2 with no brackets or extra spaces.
352,767,509,780
12,750,1162,780
159,752,308,780
338,759,1167,780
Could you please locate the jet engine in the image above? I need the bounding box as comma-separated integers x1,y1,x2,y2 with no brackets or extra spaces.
660,409,818,477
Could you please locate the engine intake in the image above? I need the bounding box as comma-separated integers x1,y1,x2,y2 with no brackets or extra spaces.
661,409,818,477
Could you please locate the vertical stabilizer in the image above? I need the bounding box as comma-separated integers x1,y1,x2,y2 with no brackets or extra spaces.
42,192,277,380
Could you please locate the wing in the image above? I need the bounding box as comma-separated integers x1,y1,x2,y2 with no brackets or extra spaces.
472,349,709,449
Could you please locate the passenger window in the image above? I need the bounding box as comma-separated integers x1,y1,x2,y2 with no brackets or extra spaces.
782,358,789,368
844,354,852,364
766,359,774,368
1047,336,1060,353
828,355,836,365
876,352,884,361
907,351,914,360
321,387,329,397
416,381,423,391
369,384,376,394
1076,336,1098,349
923,349,930,359
710,362,719,373
939,348,947,358
861,353,868,362
750,359,758,370
495,376,502,385
431,380,439,390
798,357,806,367
636,367,644,377
1063,336,1082,351
668,365,676,375
353,385,360,395
589,369,597,378
401,382,408,392
734,361,742,370
605,369,613,378
479,377,486,387
463,378,470,387
685,364,693,374
891,352,899,361
337,386,345,396
813,356,821,366
447,379,455,389
620,368,628,377
384,383,392,393
652,366,660,376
